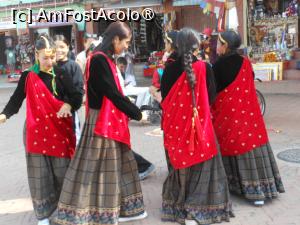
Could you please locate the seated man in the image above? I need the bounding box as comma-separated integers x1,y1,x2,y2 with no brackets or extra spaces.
116,56,151,108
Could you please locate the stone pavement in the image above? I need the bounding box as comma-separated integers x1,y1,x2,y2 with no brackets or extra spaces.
0,81,300,225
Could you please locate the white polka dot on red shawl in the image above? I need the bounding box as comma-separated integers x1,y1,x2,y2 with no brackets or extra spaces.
53,134,57,137
201,154,204,157
43,138,47,142
45,126,48,130
182,116,186,120
108,122,111,126
182,161,186,165
178,92,181,95
187,92,190,96
36,118,40,122
61,153,65,156
43,150,46,154
42,93,45,97
119,119,122,123
35,130,38,133
52,146,56,149
112,109,115,113
34,141,37,145
180,104,184,107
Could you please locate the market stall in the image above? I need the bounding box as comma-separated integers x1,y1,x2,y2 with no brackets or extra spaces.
248,0,300,81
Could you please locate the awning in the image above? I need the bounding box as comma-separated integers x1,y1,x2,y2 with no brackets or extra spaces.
172,0,203,6
0,21,16,30
102,0,162,9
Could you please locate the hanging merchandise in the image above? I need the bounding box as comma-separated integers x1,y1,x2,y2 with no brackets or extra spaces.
16,33,34,69
199,0,226,31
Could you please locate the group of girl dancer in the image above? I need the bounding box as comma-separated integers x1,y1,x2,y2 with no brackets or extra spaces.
0,21,284,225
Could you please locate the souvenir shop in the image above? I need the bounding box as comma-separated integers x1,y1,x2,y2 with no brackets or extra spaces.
248,0,300,81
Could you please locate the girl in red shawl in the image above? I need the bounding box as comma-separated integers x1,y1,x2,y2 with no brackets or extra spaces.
212,30,285,206
54,22,147,225
0,35,82,225
160,28,233,225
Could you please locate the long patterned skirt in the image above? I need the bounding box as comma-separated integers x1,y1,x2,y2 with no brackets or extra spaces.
222,143,285,201
24,123,71,220
53,109,145,225
162,149,234,225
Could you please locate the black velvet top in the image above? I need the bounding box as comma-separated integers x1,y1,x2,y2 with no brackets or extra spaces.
161,55,217,105
1,67,83,119
212,53,244,93
56,59,84,101
87,54,142,121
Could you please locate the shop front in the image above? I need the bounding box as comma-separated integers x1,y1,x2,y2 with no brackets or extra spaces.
247,0,300,80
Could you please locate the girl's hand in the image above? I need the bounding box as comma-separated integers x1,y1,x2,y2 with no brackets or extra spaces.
57,103,72,118
0,114,7,124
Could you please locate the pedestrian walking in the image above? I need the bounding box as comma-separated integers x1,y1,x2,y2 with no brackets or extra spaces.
211,30,285,206
0,34,82,225
53,21,147,225
160,28,233,225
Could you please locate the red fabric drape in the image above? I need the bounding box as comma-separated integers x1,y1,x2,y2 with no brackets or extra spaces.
25,72,75,158
161,61,218,169
212,58,269,156
85,51,131,148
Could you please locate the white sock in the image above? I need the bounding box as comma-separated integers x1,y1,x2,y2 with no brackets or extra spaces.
38,218,49,225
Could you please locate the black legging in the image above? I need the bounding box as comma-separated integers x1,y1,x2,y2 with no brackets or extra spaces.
133,151,152,173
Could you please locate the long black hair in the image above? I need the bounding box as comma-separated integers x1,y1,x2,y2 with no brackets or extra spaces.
165,30,178,51
176,28,200,107
35,33,55,51
93,21,131,58
219,30,241,53
53,34,70,46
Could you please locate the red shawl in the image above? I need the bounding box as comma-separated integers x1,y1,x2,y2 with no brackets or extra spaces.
25,71,75,158
211,57,269,156
161,61,218,169
85,51,131,148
